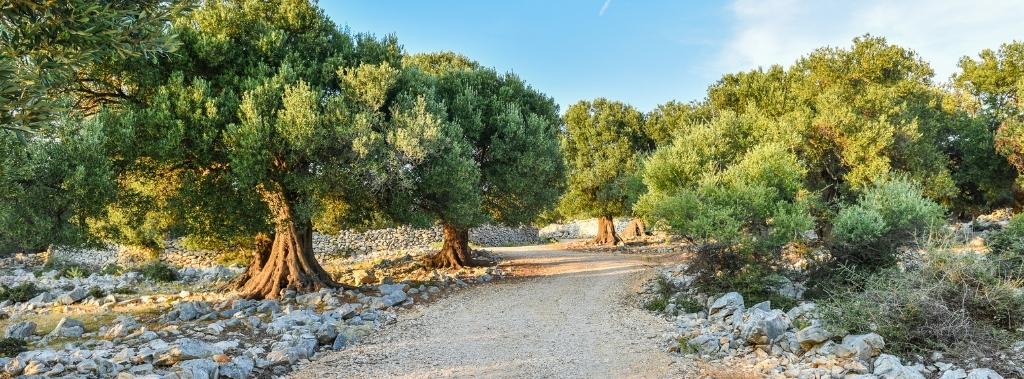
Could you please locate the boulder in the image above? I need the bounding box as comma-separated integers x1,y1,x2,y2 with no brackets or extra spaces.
158,338,217,365
4,321,35,339
57,287,88,305
795,326,831,350
874,354,925,379
49,317,85,338
687,333,722,354
740,309,791,344
709,292,744,316
105,315,141,338
174,358,217,379
218,356,255,379
835,333,884,360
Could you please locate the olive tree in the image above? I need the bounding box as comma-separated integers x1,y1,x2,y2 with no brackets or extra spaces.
101,0,412,299
398,53,565,268
560,99,649,245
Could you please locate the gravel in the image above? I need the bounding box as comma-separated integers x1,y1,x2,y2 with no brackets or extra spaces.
289,245,682,378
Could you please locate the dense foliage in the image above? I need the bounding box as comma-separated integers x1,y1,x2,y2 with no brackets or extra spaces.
830,178,944,267
559,99,650,244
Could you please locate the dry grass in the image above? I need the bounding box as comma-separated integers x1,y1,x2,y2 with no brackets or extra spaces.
0,301,176,342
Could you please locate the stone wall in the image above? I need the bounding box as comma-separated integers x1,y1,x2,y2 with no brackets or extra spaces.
49,224,542,269
538,218,632,240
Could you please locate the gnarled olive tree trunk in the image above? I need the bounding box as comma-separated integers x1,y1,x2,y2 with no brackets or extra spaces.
429,223,473,269
594,215,621,245
236,184,339,299
620,218,648,240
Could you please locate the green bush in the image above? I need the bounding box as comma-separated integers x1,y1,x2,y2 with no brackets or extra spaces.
87,286,106,298
819,250,1024,356
640,142,813,305
39,259,91,279
0,282,41,303
831,178,944,268
0,338,26,357
136,261,177,282
987,215,1024,278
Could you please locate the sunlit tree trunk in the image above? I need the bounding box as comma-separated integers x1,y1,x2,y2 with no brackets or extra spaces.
237,183,339,299
429,223,473,269
594,215,621,245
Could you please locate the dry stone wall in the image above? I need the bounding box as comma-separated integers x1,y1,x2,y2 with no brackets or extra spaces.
538,218,632,240
49,224,541,269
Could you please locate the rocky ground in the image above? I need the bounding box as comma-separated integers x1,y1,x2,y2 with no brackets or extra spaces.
0,249,503,378
642,264,1014,379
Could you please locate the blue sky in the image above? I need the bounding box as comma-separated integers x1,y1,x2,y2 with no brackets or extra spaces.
321,0,1024,112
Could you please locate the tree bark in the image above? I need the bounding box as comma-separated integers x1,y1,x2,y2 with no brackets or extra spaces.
620,218,648,240
429,223,474,269
236,184,340,299
594,215,622,245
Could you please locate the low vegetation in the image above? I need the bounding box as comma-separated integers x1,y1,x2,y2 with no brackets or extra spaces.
136,261,178,283
0,338,27,358
819,248,1024,357
0,282,40,303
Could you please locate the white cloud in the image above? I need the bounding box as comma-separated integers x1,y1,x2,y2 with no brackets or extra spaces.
719,0,1024,82
599,0,611,16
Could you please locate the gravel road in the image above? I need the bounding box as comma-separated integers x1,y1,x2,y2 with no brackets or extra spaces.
288,244,684,378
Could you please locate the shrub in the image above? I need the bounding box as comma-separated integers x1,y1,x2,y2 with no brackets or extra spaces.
88,286,106,298
136,261,177,282
39,259,91,279
111,287,136,295
831,177,944,268
0,282,41,303
819,250,1024,356
641,143,813,305
0,338,26,357
987,215,1024,278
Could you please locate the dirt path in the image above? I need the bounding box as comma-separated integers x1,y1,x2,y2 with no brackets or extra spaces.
288,244,684,378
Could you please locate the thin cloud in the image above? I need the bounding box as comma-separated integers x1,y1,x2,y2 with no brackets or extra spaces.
599,0,611,16
718,0,1024,83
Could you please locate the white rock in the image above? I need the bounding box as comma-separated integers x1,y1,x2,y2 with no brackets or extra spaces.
966,368,1004,379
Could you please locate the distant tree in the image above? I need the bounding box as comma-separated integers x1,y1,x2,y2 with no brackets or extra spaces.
0,0,180,132
399,53,565,268
560,99,649,245
643,101,708,147
0,120,114,253
705,35,956,204
0,0,177,253
954,41,1024,204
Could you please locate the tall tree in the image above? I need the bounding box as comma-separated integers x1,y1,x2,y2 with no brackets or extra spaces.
560,99,649,245
398,52,565,268
101,0,411,299
0,0,180,132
